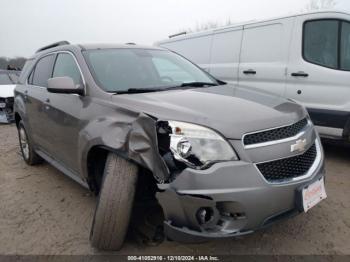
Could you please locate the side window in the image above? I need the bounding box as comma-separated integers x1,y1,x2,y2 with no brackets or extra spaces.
53,53,82,86
340,22,350,70
32,54,56,87
303,20,339,69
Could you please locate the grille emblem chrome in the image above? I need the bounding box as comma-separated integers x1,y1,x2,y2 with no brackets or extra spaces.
291,139,307,153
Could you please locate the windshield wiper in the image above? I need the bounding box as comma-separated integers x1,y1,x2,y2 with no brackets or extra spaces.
114,82,219,94
115,88,164,94
179,82,218,87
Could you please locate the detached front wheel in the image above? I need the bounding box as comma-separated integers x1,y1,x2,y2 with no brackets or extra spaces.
90,153,138,250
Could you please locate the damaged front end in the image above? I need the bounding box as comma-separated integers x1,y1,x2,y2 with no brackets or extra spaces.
154,120,248,242
0,97,14,123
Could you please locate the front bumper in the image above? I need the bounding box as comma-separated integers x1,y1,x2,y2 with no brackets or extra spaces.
156,139,325,243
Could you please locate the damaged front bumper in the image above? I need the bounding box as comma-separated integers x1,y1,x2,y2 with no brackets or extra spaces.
0,98,14,123
156,149,325,243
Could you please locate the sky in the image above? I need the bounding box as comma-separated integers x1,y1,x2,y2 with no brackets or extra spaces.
1,0,350,57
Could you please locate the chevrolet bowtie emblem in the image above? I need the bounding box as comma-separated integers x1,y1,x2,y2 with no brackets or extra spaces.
291,139,307,153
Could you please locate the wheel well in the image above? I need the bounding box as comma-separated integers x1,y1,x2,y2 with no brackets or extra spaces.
87,146,164,242
15,113,21,128
86,146,159,199
87,146,109,194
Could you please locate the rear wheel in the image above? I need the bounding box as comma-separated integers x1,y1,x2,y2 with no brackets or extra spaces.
90,153,138,250
17,120,42,165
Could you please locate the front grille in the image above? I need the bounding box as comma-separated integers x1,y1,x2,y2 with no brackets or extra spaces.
243,118,308,146
256,143,317,182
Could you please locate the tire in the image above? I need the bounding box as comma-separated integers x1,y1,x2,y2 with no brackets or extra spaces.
90,153,138,250
17,120,42,165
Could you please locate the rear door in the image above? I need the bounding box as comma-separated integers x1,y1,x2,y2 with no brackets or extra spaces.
285,13,350,133
238,18,295,96
26,54,56,151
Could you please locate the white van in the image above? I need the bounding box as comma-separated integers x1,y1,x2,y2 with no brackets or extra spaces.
156,10,350,142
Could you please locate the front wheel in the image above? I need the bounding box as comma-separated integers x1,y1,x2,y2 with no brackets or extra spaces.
90,153,138,250
17,120,42,165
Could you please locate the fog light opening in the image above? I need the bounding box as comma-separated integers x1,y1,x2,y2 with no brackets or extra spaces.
196,207,214,225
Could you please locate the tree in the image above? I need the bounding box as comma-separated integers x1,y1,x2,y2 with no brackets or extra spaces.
304,0,337,11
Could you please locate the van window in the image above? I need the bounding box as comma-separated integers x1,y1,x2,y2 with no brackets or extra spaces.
241,24,283,63
53,53,82,85
341,22,350,70
32,54,56,87
303,20,338,69
303,19,350,71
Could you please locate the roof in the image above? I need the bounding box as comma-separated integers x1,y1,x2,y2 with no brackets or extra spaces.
33,42,166,58
79,43,165,51
158,9,350,43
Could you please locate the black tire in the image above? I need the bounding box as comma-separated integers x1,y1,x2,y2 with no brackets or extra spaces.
90,153,138,250
17,120,42,165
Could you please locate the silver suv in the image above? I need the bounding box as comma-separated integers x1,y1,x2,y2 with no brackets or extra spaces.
14,41,326,250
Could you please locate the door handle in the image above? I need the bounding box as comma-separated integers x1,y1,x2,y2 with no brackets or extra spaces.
243,69,257,75
291,71,309,77
45,98,50,103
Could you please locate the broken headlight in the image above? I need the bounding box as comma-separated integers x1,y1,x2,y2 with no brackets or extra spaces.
157,121,238,170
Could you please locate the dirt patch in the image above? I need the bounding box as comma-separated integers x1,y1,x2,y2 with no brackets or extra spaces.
0,124,349,255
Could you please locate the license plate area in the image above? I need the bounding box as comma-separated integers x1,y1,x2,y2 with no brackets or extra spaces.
300,177,327,212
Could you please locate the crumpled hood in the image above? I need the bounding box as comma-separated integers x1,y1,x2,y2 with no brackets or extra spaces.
0,84,16,98
111,85,306,139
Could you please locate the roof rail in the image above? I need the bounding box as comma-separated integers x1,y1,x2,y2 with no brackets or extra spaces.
36,41,70,53
169,32,187,38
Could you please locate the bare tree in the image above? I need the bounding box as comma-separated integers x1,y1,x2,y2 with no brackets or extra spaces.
304,0,337,11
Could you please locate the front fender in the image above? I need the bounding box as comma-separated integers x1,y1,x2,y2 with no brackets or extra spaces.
78,112,170,183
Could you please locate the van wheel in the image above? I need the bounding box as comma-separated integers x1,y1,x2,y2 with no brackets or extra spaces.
18,120,42,165
90,153,138,250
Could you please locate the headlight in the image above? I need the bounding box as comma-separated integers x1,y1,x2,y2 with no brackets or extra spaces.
164,121,238,169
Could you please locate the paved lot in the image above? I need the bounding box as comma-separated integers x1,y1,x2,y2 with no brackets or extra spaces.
0,124,349,255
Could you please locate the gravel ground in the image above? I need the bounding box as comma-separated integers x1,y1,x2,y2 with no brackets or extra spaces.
0,124,349,255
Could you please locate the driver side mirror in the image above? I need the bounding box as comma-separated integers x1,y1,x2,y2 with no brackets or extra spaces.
47,77,84,95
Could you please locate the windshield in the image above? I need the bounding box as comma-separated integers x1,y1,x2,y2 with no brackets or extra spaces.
83,49,217,93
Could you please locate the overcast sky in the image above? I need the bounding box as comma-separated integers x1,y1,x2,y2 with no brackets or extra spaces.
1,0,350,57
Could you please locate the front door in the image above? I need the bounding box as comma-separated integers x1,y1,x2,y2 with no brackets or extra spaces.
285,14,350,132
26,54,56,152
44,52,86,174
